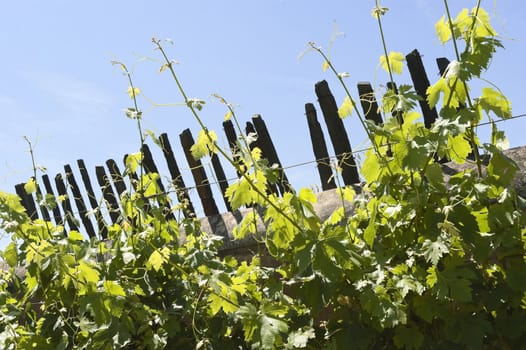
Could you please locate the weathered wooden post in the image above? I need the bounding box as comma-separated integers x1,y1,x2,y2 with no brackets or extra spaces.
305,103,336,190
315,80,360,185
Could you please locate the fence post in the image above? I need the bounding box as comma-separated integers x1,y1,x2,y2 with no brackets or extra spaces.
406,49,438,128
357,82,383,125
95,166,121,225
315,80,360,185
14,183,38,221
305,103,336,190
158,133,195,216
64,164,96,238
42,174,62,225
78,159,108,238
54,173,79,231
180,128,219,217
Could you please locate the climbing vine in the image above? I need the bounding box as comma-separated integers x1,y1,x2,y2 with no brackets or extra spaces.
1,1,525,349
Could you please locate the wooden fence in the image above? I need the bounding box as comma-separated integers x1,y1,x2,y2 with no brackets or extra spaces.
13,49,451,239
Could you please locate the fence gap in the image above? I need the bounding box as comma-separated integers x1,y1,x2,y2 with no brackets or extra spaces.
78,159,108,238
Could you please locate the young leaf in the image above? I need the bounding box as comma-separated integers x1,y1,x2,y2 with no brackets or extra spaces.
435,15,451,43
147,249,166,272
2,242,18,267
364,198,379,248
448,134,471,164
478,87,512,119
24,178,37,194
191,129,218,160
380,51,405,75
338,96,353,119
126,86,141,99
103,280,126,297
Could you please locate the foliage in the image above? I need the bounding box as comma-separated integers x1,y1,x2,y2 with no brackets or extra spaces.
1,1,525,349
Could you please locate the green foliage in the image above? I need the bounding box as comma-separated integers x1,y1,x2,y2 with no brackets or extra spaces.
1,2,525,349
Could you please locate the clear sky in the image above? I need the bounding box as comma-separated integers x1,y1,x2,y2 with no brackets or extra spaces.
0,1,524,245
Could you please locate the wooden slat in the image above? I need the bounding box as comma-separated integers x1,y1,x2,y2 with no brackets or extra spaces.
42,174,62,225
78,159,107,238
387,82,404,124
141,144,174,220
305,103,336,190
14,183,38,221
159,133,195,216
35,180,51,222
357,82,383,125
245,121,279,196
64,164,96,238
315,80,360,185
252,114,290,195
210,153,232,212
222,120,242,178
95,166,120,225
54,173,79,231
180,128,219,217
406,49,439,128
106,159,127,197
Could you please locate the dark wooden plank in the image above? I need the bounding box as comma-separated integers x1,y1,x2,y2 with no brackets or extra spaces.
210,153,232,212
314,80,360,185
305,103,336,191
251,114,291,195
95,166,121,225
245,121,279,196
106,159,127,197
42,174,62,225
222,120,242,177
78,159,108,238
406,49,439,128
64,164,96,238
357,82,383,125
141,144,175,220
54,173,79,231
158,133,195,216
180,128,219,216
387,81,404,124
35,180,51,222
14,183,38,221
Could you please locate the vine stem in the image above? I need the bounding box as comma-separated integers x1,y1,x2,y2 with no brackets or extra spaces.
311,44,393,177
153,38,305,234
443,0,484,176
374,0,395,87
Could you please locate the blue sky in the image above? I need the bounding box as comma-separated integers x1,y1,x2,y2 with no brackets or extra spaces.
0,1,525,244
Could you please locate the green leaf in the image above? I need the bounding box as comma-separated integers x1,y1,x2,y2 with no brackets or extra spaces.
426,78,446,109
3,242,18,267
338,96,353,119
147,249,166,272
364,198,378,248
361,148,381,183
435,15,451,43
24,178,37,194
380,51,405,74
394,325,424,350
68,230,84,242
487,144,518,186
478,87,512,119
421,238,449,265
232,210,258,240
448,134,471,164
287,327,315,348
208,293,238,315
103,280,126,297
191,129,218,160
78,260,100,285
125,152,142,173
260,314,288,350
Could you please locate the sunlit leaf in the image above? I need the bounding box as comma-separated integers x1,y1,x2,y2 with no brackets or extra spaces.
338,96,354,119
380,51,404,75
127,86,141,99
24,178,37,194
191,129,218,160
435,15,451,43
